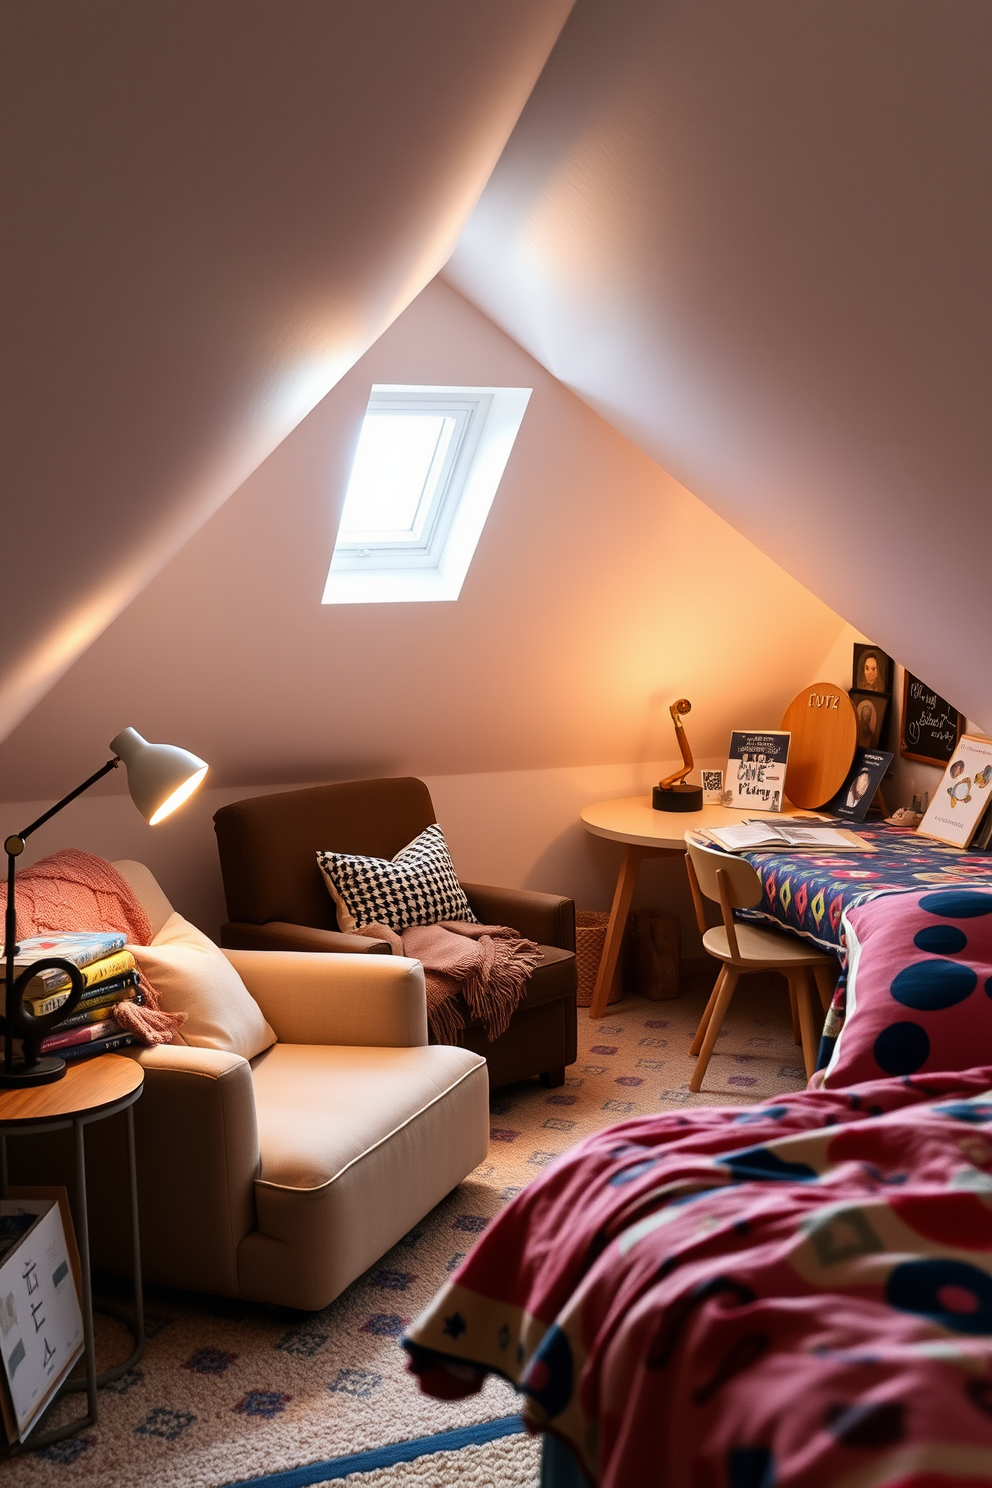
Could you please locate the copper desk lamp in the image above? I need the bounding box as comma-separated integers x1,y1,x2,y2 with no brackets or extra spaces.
652,699,703,812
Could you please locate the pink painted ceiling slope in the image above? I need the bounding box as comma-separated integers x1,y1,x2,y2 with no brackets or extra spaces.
0,0,574,742
445,0,992,728
0,279,848,798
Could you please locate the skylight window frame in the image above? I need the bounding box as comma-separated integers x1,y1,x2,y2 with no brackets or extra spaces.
323,382,532,605
334,406,459,550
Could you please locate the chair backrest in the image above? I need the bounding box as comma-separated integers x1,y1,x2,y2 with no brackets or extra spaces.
685,841,763,910
214,777,437,930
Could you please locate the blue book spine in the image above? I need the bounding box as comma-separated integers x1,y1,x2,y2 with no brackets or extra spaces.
59,1032,135,1061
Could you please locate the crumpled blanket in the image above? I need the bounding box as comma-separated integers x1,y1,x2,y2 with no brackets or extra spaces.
356,919,542,1044
404,1065,992,1487
1,848,185,1045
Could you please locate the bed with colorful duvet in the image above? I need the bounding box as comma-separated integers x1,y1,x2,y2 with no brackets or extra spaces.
404,885,992,1487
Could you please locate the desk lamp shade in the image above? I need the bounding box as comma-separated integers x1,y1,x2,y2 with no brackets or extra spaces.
110,728,209,824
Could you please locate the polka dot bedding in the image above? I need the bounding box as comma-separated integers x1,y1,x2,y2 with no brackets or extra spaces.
821,887,992,1087
405,1066,992,1487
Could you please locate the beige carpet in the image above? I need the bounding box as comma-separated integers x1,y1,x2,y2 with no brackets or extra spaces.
317,1430,541,1487
12,974,808,1486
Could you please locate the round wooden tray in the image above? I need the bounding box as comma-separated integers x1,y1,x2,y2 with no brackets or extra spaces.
781,682,857,808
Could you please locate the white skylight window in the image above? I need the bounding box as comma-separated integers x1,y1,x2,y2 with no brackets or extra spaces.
322,384,531,604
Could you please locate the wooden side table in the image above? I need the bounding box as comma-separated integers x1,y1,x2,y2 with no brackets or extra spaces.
580,797,806,1018
0,1054,145,1451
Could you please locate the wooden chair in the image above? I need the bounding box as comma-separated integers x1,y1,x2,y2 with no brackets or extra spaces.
684,840,837,1091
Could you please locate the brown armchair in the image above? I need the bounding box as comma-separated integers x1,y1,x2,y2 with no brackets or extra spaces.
213,778,577,1089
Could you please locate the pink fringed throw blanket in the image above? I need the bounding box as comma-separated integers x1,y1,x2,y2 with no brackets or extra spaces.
356,920,542,1043
0,849,185,1046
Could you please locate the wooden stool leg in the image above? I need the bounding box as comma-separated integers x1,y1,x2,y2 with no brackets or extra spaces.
689,967,727,1056
812,961,837,1013
788,980,802,1045
689,969,738,1092
791,969,819,1081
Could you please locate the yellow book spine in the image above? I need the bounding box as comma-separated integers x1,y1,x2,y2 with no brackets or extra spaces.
25,951,138,1011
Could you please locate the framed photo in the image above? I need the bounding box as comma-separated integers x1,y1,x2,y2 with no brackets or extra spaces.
849,691,889,750
900,672,962,767
917,735,992,848
700,769,724,805
852,644,892,696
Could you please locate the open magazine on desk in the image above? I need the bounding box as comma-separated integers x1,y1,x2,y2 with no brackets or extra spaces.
699,819,874,854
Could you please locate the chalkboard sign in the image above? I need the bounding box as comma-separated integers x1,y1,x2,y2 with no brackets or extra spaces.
900,672,962,766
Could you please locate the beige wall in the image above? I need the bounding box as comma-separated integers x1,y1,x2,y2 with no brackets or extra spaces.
0,631,957,957
0,279,849,802
0,755,759,956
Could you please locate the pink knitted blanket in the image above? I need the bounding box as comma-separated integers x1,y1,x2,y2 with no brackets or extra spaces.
357,919,542,1043
0,848,184,1045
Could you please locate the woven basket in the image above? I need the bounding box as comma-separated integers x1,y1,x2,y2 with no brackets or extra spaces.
575,911,623,1007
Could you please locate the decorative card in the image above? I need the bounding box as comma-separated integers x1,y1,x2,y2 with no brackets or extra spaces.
700,769,724,805
0,1198,83,1442
828,749,893,821
917,734,992,849
725,731,790,813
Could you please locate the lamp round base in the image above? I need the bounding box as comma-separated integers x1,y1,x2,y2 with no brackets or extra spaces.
0,1056,67,1089
652,783,704,813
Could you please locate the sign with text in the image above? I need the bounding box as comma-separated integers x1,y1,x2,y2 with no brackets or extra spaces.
900,673,962,767
725,731,791,812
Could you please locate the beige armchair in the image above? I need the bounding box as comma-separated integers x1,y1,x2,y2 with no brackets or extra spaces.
9,862,489,1312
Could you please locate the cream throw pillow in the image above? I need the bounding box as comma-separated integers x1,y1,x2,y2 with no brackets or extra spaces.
129,912,276,1060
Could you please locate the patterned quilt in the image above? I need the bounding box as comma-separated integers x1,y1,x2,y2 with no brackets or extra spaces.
405,1069,992,1487
721,818,992,955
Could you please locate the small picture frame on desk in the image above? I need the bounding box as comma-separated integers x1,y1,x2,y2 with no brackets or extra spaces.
700,770,724,805
852,644,892,695
850,691,889,751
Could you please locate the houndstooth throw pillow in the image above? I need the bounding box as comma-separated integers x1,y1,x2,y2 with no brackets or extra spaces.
316,823,478,934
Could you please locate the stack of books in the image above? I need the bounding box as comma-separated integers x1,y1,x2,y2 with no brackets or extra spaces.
5,932,139,1061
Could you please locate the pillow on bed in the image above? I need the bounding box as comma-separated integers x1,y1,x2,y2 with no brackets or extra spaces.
317,823,477,934
129,912,276,1060
820,886,992,1087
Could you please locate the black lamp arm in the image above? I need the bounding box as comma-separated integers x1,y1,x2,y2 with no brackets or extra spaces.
9,756,120,850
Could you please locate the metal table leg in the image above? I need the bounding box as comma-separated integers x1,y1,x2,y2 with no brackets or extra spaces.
9,1105,145,1452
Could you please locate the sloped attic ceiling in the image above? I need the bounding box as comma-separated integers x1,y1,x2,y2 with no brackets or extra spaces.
0,278,849,798
0,0,574,744
445,0,992,728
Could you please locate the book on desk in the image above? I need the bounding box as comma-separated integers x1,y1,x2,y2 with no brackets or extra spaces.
700,821,874,854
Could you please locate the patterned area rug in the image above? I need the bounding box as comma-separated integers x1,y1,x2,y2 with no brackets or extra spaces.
11,975,806,1487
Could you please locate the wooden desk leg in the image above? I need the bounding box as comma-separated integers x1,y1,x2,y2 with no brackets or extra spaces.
589,845,668,1018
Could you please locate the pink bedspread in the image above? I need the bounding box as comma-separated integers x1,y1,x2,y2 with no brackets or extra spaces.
405,1069,992,1486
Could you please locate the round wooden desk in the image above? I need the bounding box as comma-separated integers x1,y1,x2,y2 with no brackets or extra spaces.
0,1055,144,1452
580,796,804,1018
